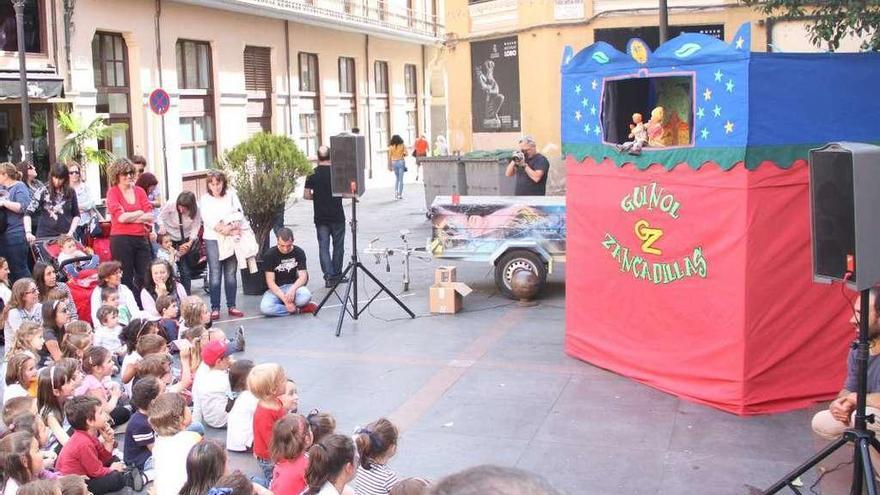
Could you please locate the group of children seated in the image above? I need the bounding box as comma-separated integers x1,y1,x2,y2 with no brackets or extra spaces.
0,285,429,495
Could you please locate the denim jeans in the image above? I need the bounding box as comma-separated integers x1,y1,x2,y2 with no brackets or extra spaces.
392,159,406,197
316,222,346,281
205,239,238,310
0,232,31,283
256,457,274,487
260,285,312,316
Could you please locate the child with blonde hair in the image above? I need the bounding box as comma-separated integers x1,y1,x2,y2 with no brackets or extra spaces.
4,352,38,403
249,363,287,485
148,393,201,495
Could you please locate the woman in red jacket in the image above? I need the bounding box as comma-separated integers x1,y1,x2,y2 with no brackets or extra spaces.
105,158,153,300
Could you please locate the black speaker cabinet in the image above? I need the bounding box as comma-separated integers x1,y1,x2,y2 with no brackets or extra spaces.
810,142,880,290
330,133,366,198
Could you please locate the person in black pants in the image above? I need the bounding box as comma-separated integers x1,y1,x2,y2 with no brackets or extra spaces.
105,159,153,302
304,145,347,288
56,396,144,494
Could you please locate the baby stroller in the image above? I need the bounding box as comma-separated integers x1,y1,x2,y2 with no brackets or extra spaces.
30,237,100,324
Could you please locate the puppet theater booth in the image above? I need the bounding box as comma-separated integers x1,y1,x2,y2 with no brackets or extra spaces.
562,24,880,415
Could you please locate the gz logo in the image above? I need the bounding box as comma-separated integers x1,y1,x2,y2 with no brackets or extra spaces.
601,182,708,285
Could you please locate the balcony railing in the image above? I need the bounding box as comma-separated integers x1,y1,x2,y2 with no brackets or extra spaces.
238,0,445,39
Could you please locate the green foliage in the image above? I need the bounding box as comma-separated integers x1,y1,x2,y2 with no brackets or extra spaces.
744,0,880,52
56,107,128,170
219,133,313,252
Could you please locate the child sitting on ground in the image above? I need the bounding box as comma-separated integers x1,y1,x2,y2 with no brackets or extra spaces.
93,306,124,364
75,347,129,427
60,333,92,361
352,418,401,495
148,392,202,495
100,287,131,326
155,295,180,343
226,359,256,452
0,430,44,494
123,376,162,478
250,363,288,486
192,340,233,429
37,359,79,454
306,410,337,445
7,322,45,371
269,413,313,495
56,235,100,279
55,396,144,494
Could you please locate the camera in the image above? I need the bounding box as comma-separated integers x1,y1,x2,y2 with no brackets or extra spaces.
512,151,525,165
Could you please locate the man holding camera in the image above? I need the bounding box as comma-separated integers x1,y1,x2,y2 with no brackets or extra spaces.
505,135,549,196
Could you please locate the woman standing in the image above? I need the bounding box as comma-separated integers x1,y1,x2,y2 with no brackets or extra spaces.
140,259,187,318
1,278,42,349
33,262,78,318
23,164,80,241
0,162,33,282
0,257,10,311
16,160,43,196
67,161,101,242
105,158,153,298
388,135,407,200
157,191,202,294
200,170,244,320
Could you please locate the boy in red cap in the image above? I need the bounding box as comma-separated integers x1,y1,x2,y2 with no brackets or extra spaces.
192,339,233,428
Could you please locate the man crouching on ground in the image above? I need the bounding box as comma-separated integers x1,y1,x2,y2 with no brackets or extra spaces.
812,288,880,458
259,228,318,316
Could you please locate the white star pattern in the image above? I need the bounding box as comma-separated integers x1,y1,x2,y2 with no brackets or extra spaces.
714,70,723,82
725,79,734,93
703,88,712,101
696,107,705,119
593,124,601,136
591,79,598,90
724,121,735,134
582,97,588,107
584,124,590,134
590,105,597,116
575,84,582,95
574,110,582,121
735,36,745,50
713,105,722,117
701,128,710,140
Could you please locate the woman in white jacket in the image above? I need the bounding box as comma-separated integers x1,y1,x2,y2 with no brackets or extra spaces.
200,170,245,320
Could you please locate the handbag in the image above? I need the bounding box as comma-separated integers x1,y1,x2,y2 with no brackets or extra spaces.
87,211,102,237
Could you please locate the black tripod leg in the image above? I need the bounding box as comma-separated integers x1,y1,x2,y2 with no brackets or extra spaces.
764,436,849,494
357,263,415,318
315,263,354,315
335,276,354,338
860,439,879,495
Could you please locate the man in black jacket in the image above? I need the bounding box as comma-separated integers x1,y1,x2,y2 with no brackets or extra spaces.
304,146,347,288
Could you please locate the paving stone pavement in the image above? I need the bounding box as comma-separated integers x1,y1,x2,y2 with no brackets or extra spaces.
162,182,853,494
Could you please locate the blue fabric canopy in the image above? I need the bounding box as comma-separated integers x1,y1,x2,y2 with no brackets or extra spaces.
561,23,880,170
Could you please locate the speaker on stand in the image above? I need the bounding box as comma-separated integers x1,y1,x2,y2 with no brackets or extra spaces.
764,142,880,494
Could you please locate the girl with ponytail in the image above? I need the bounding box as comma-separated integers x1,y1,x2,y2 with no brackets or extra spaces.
352,418,399,495
304,434,357,495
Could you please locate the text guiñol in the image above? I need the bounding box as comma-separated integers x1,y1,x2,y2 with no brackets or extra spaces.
602,182,709,284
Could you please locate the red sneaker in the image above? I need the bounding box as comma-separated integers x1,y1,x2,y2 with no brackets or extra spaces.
299,302,318,314
210,310,220,321
228,308,245,318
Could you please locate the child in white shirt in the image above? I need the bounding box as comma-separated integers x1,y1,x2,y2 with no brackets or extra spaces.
93,305,124,363
149,392,202,495
225,359,256,451
191,340,232,429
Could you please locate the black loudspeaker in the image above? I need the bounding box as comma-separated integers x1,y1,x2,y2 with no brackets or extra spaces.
810,142,880,290
330,133,366,198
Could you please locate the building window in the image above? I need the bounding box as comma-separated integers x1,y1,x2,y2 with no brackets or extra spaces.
299,52,321,159
375,111,389,152
244,46,272,135
176,39,215,171
0,0,42,53
374,61,388,95
92,32,132,160
404,63,418,142
338,57,357,132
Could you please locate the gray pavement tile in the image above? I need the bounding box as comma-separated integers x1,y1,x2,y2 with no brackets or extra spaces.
534,401,678,449
554,373,681,413
669,401,817,461
391,430,529,481
658,451,821,495
441,367,572,404
518,440,667,495
411,395,553,441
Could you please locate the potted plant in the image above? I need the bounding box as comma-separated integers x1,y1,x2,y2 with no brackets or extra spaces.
219,133,313,295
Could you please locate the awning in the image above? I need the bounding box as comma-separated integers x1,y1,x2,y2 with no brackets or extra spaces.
0,71,64,100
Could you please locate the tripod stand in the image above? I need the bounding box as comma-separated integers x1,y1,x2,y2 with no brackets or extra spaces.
314,187,415,337
764,288,880,495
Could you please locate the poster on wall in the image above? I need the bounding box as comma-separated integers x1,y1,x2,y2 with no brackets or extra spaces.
471,36,521,133
554,0,583,20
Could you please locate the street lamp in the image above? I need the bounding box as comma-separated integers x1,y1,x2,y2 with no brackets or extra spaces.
12,0,32,161
658,0,668,44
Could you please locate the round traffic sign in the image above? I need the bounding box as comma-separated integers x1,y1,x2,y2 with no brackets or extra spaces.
149,89,171,115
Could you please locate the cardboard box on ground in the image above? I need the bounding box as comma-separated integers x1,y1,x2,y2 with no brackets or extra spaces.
429,266,472,314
